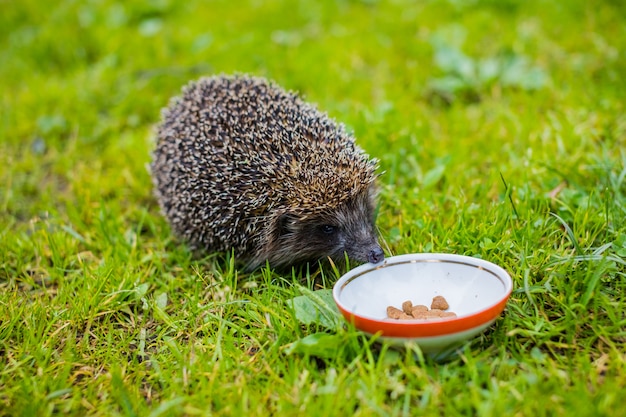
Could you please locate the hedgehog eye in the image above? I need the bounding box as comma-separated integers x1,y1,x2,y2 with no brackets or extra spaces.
320,225,337,235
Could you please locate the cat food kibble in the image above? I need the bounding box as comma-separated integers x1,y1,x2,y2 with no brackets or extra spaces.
387,296,457,320
431,295,449,310
386,306,413,320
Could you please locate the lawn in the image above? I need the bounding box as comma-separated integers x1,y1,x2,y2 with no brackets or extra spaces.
1,0,625,415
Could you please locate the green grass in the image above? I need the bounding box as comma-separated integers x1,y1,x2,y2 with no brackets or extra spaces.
1,0,625,415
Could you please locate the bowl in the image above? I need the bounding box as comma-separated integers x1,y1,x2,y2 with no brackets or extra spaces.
332,253,513,354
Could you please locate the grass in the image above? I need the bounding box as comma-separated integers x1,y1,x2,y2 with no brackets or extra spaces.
1,0,625,415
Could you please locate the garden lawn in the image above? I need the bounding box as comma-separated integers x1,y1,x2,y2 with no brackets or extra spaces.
1,0,625,416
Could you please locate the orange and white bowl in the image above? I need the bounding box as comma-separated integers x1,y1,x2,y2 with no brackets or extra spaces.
333,253,513,353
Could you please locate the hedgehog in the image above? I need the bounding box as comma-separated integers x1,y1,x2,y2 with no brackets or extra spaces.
150,74,384,271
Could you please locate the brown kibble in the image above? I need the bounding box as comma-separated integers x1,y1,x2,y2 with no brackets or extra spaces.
387,306,403,319
431,295,449,310
424,315,446,320
387,296,456,321
387,306,413,320
411,305,428,318
401,300,413,315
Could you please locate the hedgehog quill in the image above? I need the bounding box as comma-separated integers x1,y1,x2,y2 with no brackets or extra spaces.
151,75,384,271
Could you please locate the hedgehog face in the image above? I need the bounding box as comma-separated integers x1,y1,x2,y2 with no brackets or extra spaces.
256,188,384,270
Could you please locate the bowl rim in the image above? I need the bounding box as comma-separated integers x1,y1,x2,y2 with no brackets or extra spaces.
332,253,513,338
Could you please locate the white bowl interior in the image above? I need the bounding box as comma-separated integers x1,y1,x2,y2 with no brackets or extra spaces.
337,255,511,320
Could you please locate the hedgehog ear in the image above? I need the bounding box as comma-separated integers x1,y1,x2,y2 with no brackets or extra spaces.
275,213,295,237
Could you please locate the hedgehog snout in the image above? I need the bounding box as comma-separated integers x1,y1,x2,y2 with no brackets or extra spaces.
344,235,384,265
367,246,385,264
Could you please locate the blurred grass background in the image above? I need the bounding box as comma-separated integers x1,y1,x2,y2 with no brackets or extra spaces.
1,0,625,416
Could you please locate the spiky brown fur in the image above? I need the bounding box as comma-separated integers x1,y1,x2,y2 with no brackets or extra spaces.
151,74,383,270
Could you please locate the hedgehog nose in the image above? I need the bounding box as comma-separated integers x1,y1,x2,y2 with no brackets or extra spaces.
367,247,384,264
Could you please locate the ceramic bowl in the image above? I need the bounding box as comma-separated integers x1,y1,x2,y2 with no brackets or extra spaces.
332,253,513,354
